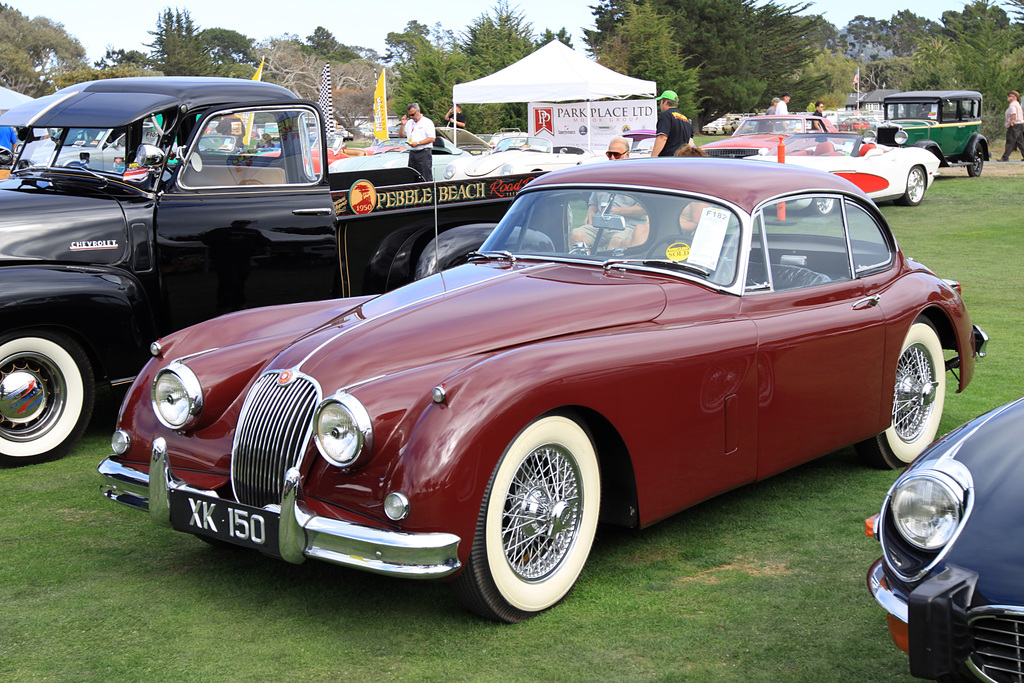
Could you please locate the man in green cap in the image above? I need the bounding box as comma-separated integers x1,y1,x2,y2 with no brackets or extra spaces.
651,90,692,157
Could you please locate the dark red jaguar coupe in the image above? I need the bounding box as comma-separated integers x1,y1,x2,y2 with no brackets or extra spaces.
99,159,987,622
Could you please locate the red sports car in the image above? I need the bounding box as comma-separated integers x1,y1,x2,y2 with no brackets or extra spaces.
98,159,986,622
702,115,839,158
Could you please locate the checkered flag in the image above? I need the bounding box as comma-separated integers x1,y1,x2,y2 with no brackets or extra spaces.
319,64,335,135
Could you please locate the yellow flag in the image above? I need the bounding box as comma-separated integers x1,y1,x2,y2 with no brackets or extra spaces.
243,58,266,145
373,70,388,141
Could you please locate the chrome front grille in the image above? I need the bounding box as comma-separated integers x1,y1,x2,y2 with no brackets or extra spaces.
231,370,320,507
972,613,1024,682
704,148,756,159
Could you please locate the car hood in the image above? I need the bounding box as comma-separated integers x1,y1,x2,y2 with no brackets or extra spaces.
457,152,521,177
263,261,669,387
0,178,129,263
915,399,1024,604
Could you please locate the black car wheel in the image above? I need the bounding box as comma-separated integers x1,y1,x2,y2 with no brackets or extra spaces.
856,320,945,469
967,149,984,177
453,414,600,622
0,331,95,466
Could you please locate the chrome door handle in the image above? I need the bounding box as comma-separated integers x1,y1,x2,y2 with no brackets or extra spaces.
853,295,880,309
292,208,332,216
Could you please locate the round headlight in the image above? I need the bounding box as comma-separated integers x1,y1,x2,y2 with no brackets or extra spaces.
861,129,876,143
151,363,203,429
890,475,963,550
314,393,373,467
500,163,514,175
894,129,909,145
443,164,455,179
111,429,131,455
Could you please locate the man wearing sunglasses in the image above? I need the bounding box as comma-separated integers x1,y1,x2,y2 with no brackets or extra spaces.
570,136,647,250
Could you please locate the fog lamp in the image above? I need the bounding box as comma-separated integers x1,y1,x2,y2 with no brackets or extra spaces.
384,492,410,521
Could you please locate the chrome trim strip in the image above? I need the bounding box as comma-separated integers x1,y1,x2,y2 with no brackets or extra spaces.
868,558,909,623
97,444,462,579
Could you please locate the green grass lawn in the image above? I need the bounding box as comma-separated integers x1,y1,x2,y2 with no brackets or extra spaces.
1,173,1020,682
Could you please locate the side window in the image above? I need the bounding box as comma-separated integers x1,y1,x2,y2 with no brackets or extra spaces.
180,107,318,188
746,214,770,291
846,203,893,275
941,99,958,123
761,197,852,291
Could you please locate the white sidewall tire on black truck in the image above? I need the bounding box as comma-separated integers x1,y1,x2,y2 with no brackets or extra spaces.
0,331,94,466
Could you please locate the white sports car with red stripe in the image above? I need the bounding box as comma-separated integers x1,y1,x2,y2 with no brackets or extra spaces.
747,133,940,207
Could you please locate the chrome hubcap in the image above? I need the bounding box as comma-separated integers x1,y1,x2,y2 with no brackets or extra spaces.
0,352,65,441
502,444,582,581
893,342,937,443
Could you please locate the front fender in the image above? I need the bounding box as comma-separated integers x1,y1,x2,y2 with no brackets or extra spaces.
0,265,156,383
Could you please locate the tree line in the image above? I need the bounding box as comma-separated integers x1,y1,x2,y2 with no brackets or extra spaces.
3,0,1024,142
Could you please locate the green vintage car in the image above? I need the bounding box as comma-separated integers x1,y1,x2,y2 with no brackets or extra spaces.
872,91,989,177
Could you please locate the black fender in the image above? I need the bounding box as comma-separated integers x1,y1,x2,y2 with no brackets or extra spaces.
964,133,989,162
0,266,157,385
414,223,497,280
911,140,946,166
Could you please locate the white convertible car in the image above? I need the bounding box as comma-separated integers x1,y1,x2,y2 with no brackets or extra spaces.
442,135,600,180
747,133,940,207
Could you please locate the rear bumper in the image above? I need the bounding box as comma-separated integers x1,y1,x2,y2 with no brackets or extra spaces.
98,438,461,579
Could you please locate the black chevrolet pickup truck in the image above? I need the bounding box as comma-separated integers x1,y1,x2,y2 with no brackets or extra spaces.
0,77,536,465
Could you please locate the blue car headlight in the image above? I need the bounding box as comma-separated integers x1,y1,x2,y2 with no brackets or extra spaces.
890,473,963,550
314,393,373,467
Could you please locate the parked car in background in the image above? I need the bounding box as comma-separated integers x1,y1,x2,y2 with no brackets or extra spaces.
436,127,492,155
837,113,881,132
865,395,1024,683
329,128,488,181
748,133,940,207
623,128,656,157
874,90,989,177
98,159,984,623
702,114,746,135
702,115,838,158
442,135,600,179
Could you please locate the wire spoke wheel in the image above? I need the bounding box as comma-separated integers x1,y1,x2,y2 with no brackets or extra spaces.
501,443,583,581
453,414,600,622
856,320,945,469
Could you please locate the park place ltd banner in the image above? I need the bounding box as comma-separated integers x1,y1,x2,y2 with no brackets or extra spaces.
528,100,657,151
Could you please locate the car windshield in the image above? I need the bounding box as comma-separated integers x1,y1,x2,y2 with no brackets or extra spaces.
495,136,552,153
480,187,741,286
776,134,862,157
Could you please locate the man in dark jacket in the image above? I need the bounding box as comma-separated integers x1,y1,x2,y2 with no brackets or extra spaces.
651,90,692,157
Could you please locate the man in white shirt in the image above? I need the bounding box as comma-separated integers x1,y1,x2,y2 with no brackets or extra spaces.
400,102,436,181
775,92,791,116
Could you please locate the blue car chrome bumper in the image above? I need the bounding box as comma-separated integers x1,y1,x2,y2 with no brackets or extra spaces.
98,438,461,578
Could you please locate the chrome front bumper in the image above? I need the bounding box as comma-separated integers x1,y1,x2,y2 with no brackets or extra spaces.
98,438,461,578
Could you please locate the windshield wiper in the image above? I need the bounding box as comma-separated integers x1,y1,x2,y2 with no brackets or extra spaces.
603,257,710,277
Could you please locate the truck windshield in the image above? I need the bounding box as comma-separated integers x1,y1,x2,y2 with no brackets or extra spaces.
18,126,129,174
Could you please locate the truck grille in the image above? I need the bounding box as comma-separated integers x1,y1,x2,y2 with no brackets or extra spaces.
972,613,1024,682
231,370,320,507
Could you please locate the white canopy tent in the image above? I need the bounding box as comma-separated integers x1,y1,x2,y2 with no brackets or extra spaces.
452,40,657,149
0,85,32,112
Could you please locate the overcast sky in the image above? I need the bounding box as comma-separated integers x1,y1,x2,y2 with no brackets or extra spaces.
7,0,961,65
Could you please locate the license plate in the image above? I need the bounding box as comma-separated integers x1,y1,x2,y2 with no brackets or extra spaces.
168,490,281,556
